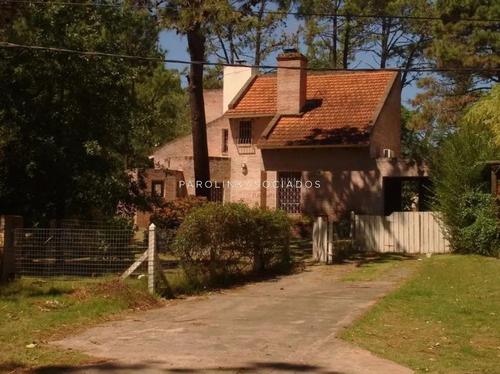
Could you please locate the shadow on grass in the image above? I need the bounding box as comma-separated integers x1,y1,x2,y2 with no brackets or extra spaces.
0,279,77,300
290,238,313,263
345,252,417,268
30,361,347,374
163,239,313,298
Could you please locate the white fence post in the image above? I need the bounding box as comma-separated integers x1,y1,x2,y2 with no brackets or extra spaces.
313,216,328,262
148,223,156,294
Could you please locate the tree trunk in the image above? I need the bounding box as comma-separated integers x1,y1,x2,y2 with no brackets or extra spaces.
342,17,351,69
331,14,338,68
187,25,210,199
380,17,390,69
254,0,266,66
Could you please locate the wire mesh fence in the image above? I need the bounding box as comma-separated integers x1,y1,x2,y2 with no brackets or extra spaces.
155,228,181,271
13,227,149,277
58,219,130,230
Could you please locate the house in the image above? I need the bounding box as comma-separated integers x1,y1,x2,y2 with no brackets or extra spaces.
139,49,428,227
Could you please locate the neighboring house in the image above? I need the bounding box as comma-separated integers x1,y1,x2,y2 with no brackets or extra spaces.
140,49,427,227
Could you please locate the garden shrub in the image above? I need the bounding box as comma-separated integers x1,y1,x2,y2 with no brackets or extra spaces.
173,203,292,287
150,196,207,229
431,121,500,256
447,190,500,256
249,208,292,273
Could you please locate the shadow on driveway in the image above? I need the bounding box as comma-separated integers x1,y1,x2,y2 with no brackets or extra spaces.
32,361,348,374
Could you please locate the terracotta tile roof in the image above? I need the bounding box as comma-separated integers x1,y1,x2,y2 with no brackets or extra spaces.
226,71,398,148
227,76,277,115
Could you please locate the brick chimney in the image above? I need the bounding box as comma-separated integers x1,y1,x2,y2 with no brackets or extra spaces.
277,49,308,114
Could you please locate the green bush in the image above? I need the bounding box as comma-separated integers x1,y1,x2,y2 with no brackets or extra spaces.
450,190,500,256
431,121,500,256
150,196,207,229
173,203,292,287
249,208,292,273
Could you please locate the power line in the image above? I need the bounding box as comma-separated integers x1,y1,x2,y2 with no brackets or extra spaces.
266,9,500,23
1,0,500,23
2,42,500,73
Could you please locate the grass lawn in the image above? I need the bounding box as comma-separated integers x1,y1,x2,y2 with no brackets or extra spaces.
341,254,500,374
0,277,160,374
341,252,418,281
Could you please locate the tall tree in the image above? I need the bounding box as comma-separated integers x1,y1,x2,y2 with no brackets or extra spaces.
0,0,186,224
160,0,235,199
296,0,364,68
203,0,293,88
219,0,293,65
410,0,500,131
296,0,432,80
133,65,191,160
352,0,432,86
431,86,500,256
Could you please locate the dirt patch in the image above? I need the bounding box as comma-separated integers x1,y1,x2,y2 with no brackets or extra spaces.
70,279,161,311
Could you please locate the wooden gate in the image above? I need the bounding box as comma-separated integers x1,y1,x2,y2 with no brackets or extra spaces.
354,211,450,253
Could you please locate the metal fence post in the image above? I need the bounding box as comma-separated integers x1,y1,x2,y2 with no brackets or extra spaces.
148,223,156,294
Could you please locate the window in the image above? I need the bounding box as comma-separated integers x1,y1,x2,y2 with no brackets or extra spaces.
238,120,252,144
221,129,229,153
152,181,164,198
277,172,301,214
209,183,224,203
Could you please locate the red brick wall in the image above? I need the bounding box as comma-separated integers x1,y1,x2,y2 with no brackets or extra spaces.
277,53,308,114
226,117,274,205
261,148,427,221
370,75,402,158
204,89,223,123
134,169,182,227
152,116,229,167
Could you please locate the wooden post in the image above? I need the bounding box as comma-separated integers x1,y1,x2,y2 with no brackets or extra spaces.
0,215,23,282
327,221,334,264
148,223,156,294
350,211,355,249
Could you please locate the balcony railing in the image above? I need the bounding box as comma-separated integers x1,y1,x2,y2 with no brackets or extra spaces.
235,138,255,154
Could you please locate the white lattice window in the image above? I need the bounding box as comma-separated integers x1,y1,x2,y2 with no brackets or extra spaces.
277,172,301,214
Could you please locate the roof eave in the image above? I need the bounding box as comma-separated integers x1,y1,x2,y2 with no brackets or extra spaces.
257,143,369,150
225,113,276,119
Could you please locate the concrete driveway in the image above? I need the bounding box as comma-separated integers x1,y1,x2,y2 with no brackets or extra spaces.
51,264,414,374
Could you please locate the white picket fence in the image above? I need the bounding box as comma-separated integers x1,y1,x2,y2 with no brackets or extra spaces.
313,212,451,262
354,211,451,253
312,216,332,262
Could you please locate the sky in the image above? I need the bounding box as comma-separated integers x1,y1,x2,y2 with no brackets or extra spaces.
158,30,421,106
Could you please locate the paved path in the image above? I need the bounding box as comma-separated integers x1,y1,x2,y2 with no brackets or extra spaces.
51,264,414,374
